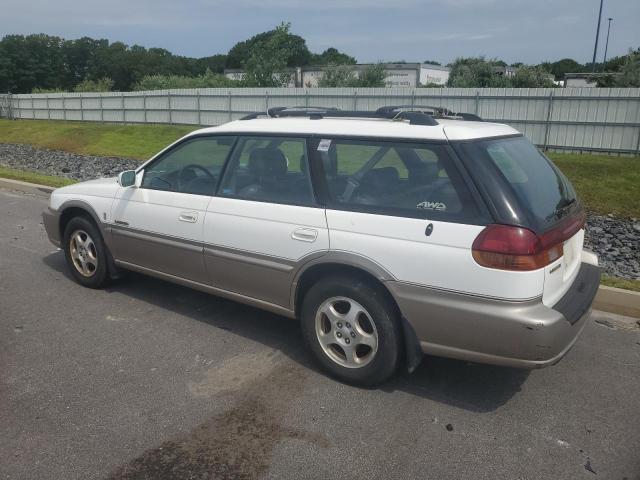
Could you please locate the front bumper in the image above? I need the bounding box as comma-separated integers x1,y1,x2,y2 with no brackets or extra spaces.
42,207,61,247
387,262,601,369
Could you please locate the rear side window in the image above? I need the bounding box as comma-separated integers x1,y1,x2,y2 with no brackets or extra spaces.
315,138,479,221
457,136,577,227
218,136,314,205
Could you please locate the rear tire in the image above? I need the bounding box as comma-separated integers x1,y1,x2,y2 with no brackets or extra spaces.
63,216,110,289
301,276,402,386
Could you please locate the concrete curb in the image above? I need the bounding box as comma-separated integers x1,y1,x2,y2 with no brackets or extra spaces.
594,286,640,319
1,175,639,319
0,177,55,196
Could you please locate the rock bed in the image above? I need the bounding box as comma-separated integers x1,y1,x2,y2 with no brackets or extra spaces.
0,143,140,181
1,142,638,280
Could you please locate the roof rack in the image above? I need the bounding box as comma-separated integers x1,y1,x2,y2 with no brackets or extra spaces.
238,105,483,125
376,105,483,121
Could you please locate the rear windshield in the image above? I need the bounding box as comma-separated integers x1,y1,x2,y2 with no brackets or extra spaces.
456,136,577,227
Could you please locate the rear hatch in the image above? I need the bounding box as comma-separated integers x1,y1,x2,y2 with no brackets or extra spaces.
453,135,585,306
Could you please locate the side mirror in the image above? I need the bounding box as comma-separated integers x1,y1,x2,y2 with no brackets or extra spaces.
117,170,137,188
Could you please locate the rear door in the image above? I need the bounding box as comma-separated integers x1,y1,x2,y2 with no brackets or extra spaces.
202,135,329,308
110,135,235,283
311,137,522,297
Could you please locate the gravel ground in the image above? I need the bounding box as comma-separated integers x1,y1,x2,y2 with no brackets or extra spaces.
1,142,638,280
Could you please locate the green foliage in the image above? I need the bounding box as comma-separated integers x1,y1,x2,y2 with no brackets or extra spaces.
423,60,441,66
447,57,511,87
133,70,239,90
73,77,114,92
510,66,555,88
317,64,387,88
615,50,640,87
242,23,296,87
357,64,387,87
448,57,556,88
546,58,584,80
226,24,310,70
310,48,356,66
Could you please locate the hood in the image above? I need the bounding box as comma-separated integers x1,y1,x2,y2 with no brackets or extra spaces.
53,176,120,198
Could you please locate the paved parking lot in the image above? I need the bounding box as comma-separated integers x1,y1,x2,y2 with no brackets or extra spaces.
1,188,639,480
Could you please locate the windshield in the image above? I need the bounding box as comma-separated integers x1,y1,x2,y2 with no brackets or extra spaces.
457,136,577,227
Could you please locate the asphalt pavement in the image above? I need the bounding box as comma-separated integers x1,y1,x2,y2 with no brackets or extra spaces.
1,188,639,480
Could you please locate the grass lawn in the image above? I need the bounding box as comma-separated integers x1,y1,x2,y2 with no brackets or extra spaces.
0,165,76,188
0,119,195,160
600,275,640,293
548,152,640,219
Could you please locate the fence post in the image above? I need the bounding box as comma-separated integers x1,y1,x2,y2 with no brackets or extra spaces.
305,89,310,107
265,91,269,111
543,91,554,150
353,90,358,110
122,92,126,124
168,91,172,124
80,94,84,121
228,90,232,123
62,95,67,120
411,90,416,107
143,93,147,124
474,90,480,115
194,91,200,125
31,95,35,119
99,95,104,122
46,95,50,120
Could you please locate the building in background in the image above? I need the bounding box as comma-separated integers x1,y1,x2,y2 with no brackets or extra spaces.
564,73,601,87
224,63,450,88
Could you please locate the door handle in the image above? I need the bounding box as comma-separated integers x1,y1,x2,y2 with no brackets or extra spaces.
292,228,318,243
179,211,198,223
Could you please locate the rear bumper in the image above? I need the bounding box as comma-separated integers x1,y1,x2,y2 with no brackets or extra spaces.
42,207,61,247
387,261,601,369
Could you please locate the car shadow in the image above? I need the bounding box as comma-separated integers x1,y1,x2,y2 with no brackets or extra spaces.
43,252,530,413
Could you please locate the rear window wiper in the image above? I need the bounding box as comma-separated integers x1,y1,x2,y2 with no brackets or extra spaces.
546,198,576,221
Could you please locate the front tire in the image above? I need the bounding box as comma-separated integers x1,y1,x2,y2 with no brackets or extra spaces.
301,276,402,386
63,216,110,289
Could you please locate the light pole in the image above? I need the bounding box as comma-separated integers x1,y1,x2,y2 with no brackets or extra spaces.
591,0,604,73
602,17,613,70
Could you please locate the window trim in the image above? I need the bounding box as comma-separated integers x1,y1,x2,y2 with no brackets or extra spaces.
215,134,320,208
309,136,491,225
138,134,238,196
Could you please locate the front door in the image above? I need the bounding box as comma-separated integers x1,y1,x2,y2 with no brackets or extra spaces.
110,135,236,283
203,136,329,308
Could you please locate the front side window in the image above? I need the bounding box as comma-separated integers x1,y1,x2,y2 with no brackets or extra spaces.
142,136,236,195
317,138,477,220
218,136,314,205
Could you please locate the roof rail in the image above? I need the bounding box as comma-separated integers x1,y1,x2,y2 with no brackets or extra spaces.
377,105,483,122
260,106,439,126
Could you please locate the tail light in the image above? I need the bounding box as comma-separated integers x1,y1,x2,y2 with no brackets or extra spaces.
472,212,585,271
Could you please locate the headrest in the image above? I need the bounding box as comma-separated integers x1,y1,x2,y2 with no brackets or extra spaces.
361,167,400,189
248,148,287,177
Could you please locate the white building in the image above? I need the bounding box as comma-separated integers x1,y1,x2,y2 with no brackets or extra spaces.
225,63,450,88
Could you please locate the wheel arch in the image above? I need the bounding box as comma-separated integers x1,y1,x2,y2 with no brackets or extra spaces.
292,256,423,373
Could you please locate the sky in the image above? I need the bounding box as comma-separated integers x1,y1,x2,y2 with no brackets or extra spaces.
1,0,638,65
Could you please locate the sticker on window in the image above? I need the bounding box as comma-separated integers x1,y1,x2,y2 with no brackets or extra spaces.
317,139,332,152
417,201,446,211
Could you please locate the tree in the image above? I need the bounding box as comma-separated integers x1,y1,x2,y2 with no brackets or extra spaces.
318,63,387,87
242,23,295,87
547,58,583,80
317,65,357,87
423,60,441,66
510,66,555,88
309,47,356,66
225,25,311,69
73,77,114,92
615,50,640,87
447,57,510,87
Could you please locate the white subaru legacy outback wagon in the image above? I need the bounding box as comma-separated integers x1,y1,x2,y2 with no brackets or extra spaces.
43,106,601,386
